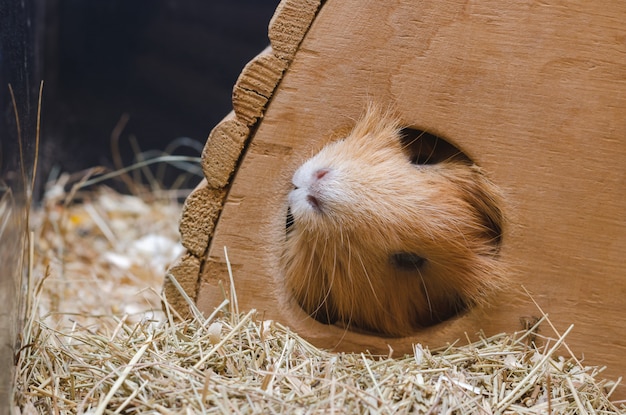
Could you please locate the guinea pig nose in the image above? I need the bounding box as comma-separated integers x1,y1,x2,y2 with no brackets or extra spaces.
314,168,330,181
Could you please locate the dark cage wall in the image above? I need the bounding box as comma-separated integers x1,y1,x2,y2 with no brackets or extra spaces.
0,0,278,410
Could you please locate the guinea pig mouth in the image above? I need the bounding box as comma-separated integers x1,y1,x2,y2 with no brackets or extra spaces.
284,194,323,235
288,184,328,218
305,195,322,211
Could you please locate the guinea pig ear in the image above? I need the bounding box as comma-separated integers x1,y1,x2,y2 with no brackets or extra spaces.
458,166,505,252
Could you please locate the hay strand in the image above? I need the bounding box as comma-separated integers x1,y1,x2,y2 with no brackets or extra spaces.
12,183,625,413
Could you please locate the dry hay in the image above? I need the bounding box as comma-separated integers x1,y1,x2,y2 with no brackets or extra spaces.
13,182,625,414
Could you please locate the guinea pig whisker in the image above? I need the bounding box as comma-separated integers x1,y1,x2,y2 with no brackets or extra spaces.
344,230,356,333
420,138,438,165
441,150,468,164
304,233,322,316
427,215,470,250
320,242,337,319
355,249,385,316
307,235,336,323
416,268,434,320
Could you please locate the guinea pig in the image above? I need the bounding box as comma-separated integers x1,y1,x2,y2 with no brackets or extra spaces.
280,104,506,337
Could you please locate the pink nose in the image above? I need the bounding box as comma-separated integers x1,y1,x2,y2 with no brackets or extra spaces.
314,168,330,181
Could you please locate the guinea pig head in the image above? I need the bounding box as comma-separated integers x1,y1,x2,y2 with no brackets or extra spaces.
281,105,505,337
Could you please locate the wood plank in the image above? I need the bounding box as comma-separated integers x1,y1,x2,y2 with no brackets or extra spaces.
191,0,626,396
165,0,322,319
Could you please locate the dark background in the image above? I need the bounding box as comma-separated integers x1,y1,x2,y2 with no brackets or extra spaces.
1,0,279,190
0,2,278,408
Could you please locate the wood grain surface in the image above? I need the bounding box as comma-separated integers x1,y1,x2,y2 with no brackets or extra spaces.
171,0,626,396
164,0,321,316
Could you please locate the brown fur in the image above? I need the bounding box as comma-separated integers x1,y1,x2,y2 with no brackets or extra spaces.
281,105,506,337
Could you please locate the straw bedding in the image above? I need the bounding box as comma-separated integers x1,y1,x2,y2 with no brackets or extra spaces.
13,182,625,414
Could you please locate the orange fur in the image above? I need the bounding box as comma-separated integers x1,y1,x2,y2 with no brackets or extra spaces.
281,105,506,337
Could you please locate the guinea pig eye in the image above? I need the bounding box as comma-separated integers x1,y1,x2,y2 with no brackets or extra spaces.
390,252,426,271
399,128,470,165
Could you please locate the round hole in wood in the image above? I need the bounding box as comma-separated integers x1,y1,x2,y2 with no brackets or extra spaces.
280,118,505,338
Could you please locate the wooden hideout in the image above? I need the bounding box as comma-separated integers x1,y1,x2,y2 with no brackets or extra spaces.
164,0,626,396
